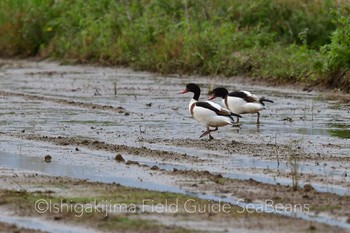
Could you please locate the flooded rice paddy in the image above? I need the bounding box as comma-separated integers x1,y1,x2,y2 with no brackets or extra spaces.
0,59,349,232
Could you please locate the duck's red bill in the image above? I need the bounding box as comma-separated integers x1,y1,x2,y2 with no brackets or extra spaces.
208,95,216,100
179,89,189,94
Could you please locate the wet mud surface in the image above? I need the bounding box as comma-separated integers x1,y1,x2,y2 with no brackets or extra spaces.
0,168,348,233
0,59,349,231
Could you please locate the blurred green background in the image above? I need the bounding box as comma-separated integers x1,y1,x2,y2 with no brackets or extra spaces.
0,0,349,91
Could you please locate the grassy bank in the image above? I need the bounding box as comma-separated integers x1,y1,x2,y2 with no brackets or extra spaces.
0,0,350,92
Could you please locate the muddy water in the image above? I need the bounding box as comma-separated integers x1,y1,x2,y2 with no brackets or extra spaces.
0,59,350,229
0,137,182,193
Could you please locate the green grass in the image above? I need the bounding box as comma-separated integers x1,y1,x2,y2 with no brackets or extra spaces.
1,0,350,92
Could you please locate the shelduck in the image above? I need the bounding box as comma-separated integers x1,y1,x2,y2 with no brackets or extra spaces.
209,87,273,124
180,83,241,140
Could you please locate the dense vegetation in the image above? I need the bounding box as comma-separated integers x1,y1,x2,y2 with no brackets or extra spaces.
0,0,350,91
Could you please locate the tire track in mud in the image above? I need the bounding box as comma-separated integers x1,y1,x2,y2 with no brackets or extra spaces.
0,90,128,114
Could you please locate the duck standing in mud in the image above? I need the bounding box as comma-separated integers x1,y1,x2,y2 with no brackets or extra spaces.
209,87,273,124
180,83,241,140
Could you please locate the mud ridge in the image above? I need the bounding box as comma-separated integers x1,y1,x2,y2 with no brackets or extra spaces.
8,133,204,163
1,171,346,233
0,90,128,114
146,138,350,162
169,169,350,220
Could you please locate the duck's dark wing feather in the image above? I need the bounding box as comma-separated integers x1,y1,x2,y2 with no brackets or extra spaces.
228,91,259,103
196,101,230,116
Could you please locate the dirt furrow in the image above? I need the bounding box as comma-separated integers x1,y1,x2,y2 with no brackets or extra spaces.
5,132,204,163
0,90,128,114
145,138,350,163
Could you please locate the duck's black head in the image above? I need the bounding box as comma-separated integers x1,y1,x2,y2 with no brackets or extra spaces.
208,87,228,100
179,83,201,100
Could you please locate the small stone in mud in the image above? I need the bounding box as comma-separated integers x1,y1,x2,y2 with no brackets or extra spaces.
150,165,159,170
53,215,62,221
282,117,293,122
44,155,52,163
115,154,125,162
303,184,315,192
202,170,211,175
272,196,283,201
248,178,259,184
75,148,79,151
308,225,316,231
117,106,125,113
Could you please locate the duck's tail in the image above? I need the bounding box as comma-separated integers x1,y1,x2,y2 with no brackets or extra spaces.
224,115,235,125
259,97,274,105
225,112,242,125
231,112,242,118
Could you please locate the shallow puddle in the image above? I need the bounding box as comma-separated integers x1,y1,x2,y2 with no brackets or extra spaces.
0,146,182,194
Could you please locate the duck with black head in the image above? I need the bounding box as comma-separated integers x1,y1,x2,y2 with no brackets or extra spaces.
209,87,273,124
180,83,241,140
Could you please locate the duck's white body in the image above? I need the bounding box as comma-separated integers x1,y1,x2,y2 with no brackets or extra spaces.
209,88,273,124
222,95,266,114
180,83,238,139
189,99,234,127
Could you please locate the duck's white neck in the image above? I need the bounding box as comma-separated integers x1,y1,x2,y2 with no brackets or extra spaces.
188,98,197,115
